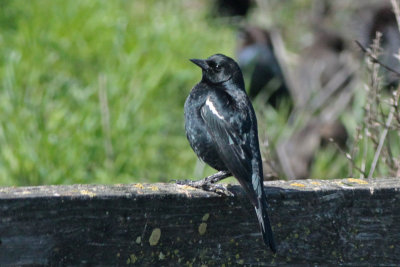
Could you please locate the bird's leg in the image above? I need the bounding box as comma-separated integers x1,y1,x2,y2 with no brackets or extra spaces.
191,170,231,186
175,171,233,196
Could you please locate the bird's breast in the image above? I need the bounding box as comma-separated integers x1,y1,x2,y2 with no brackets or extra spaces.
184,87,229,171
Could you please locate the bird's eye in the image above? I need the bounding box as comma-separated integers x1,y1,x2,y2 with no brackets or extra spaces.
208,61,216,68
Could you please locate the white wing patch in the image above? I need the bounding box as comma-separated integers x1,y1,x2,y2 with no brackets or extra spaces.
228,135,234,145
206,97,224,119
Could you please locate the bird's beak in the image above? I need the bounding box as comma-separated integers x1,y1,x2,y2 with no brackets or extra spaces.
190,58,209,70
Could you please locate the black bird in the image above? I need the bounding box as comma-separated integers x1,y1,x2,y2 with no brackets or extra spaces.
236,27,290,109
213,0,253,18
295,28,349,108
368,6,400,88
355,4,400,89
182,54,276,253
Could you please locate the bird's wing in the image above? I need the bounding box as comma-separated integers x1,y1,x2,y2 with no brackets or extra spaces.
200,96,258,203
201,94,276,252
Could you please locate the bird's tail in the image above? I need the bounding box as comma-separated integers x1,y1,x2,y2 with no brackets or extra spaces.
255,192,276,253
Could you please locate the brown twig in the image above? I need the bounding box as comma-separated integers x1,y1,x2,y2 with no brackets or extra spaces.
98,74,114,163
393,88,400,125
361,128,368,179
368,106,395,178
331,140,367,177
355,40,400,77
348,127,361,178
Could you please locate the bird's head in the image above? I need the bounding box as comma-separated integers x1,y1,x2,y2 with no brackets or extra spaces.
190,54,243,86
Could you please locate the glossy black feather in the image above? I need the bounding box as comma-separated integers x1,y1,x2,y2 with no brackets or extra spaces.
184,54,276,252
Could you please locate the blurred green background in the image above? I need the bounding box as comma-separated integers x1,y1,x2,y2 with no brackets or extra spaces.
0,0,394,186
0,0,239,185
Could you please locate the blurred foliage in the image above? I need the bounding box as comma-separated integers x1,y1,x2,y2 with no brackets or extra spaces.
0,0,393,186
0,0,236,185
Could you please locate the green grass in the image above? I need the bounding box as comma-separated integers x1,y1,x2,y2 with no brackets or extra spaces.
0,0,236,185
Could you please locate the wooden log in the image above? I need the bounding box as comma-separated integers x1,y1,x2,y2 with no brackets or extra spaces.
0,178,399,266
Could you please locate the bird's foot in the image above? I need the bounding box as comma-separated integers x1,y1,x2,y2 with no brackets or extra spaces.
175,171,233,196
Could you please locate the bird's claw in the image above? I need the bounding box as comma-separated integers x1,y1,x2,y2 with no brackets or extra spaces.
205,183,234,197
174,179,234,197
